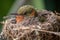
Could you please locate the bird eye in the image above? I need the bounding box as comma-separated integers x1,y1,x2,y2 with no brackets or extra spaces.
24,12,27,15
24,12,30,16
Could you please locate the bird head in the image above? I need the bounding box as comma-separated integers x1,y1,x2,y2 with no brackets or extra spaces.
17,5,38,17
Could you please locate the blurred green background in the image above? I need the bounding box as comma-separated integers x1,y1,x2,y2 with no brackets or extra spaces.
0,0,14,32
0,0,60,32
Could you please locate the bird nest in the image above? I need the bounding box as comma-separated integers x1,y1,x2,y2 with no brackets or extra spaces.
0,10,60,40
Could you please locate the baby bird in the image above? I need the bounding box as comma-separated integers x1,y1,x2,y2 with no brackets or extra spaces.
16,5,38,23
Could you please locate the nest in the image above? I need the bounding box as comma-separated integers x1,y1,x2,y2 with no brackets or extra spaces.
0,10,60,40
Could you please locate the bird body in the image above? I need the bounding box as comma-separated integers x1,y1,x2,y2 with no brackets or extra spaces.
15,5,38,23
